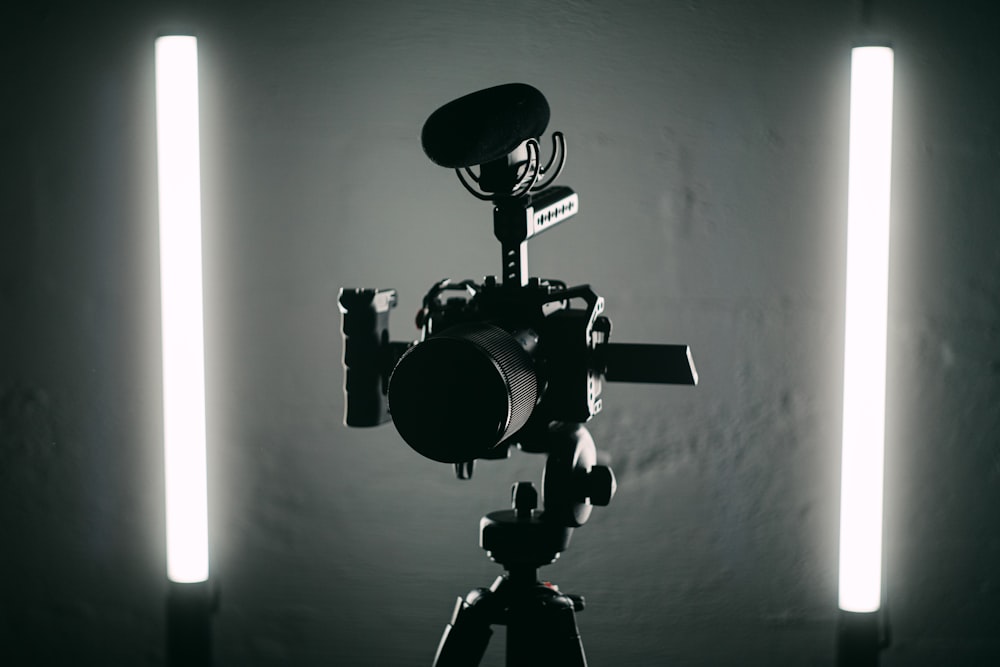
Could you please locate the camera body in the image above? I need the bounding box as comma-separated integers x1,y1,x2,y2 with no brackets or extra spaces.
339,261,610,463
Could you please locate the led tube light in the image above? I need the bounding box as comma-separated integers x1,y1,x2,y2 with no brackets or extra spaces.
838,46,894,613
156,35,210,584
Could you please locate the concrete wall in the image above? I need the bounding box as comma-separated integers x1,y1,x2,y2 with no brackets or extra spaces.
2,0,998,664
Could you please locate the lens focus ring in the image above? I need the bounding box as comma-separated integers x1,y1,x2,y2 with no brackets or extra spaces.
387,323,538,463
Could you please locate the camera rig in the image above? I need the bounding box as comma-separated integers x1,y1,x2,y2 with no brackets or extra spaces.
338,83,697,665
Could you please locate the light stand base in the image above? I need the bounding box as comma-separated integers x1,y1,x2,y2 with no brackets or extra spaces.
837,608,888,667
166,579,217,667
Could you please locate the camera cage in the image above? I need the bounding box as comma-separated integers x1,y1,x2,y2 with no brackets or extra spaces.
339,131,696,474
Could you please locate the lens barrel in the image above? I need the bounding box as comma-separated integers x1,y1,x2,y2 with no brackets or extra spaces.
387,323,538,463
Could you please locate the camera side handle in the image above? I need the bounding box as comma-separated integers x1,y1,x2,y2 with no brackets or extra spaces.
338,288,410,427
596,343,698,386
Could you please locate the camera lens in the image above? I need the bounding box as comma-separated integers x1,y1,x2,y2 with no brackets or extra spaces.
387,322,538,463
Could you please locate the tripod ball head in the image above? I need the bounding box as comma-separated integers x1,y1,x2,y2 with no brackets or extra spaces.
541,425,616,527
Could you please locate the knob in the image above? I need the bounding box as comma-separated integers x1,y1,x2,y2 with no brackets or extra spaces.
512,482,538,519
585,465,616,506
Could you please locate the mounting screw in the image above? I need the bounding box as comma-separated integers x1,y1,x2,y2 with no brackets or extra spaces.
591,316,612,346
512,481,538,519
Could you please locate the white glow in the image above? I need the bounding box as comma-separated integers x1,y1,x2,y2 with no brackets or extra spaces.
155,35,210,583
839,46,894,613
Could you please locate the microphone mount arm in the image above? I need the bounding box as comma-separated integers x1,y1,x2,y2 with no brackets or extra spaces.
493,185,579,287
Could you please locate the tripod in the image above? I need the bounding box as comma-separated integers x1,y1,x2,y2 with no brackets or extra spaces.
433,425,614,667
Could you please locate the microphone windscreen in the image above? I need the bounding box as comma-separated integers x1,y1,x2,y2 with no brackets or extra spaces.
421,83,550,168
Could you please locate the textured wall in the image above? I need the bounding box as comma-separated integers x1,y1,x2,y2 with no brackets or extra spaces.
2,0,998,665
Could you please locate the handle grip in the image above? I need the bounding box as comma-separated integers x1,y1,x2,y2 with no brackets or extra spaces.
597,343,698,385
338,288,398,427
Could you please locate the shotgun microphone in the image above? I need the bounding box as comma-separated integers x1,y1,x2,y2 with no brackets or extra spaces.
421,82,550,169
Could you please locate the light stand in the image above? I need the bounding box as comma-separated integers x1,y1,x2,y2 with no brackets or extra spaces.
837,44,895,666
155,33,217,666
166,580,216,667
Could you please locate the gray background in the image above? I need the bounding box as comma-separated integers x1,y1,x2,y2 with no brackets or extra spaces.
2,0,998,665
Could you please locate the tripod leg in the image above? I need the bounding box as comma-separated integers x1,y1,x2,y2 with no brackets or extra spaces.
433,589,494,667
506,587,587,667
542,594,587,667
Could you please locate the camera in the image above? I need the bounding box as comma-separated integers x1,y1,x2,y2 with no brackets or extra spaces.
339,83,696,474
